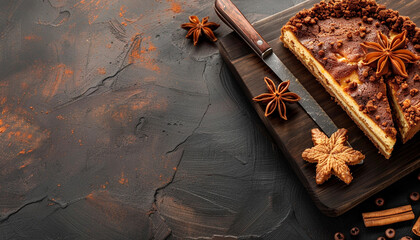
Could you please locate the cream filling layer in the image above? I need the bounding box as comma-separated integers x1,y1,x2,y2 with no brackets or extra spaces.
281,28,396,158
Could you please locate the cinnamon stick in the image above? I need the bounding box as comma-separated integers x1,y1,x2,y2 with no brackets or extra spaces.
413,216,420,236
362,205,415,227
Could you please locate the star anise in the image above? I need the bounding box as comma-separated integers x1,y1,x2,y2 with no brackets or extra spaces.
302,128,365,185
361,31,420,78
253,77,301,120
181,16,220,46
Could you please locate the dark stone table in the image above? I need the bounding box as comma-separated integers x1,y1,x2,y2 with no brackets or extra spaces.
0,0,418,239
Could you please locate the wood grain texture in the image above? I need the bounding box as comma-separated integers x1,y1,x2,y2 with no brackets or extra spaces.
218,0,420,216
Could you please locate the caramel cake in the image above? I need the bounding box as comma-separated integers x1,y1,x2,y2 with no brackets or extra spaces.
280,0,420,158
387,64,420,143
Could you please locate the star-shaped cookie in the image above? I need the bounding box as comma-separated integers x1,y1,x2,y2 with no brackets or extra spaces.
302,128,365,185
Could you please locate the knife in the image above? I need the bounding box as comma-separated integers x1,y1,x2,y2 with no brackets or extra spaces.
214,0,339,137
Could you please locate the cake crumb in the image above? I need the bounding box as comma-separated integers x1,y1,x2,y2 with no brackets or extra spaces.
402,99,411,109
410,88,419,96
362,69,369,77
366,100,377,113
348,81,357,90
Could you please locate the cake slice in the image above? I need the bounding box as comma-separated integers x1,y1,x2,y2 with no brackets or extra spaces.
387,63,420,143
280,0,420,158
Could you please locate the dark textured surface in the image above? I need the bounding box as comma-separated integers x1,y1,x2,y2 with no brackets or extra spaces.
0,0,418,239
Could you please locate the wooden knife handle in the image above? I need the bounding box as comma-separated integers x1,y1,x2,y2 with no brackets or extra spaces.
214,0,272,58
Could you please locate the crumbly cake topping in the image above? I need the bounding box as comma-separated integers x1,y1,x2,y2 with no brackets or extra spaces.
286,0,420,48
284,0,420,133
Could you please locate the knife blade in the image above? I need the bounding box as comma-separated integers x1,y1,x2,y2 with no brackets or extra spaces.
214,0,338,137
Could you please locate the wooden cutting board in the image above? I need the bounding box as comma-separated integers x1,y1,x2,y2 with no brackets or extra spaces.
217,0,420,216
